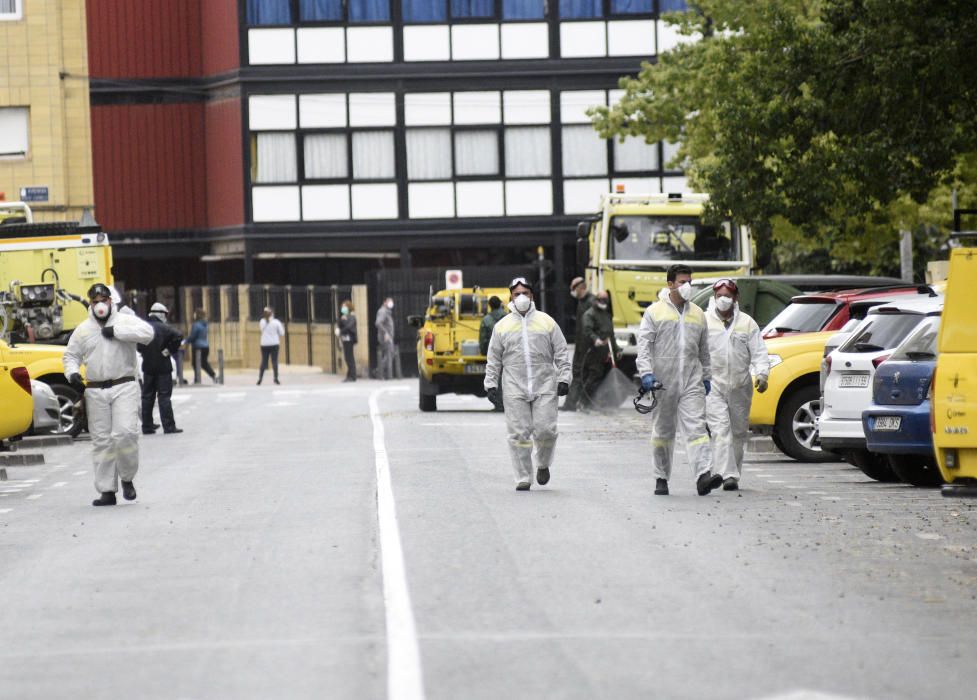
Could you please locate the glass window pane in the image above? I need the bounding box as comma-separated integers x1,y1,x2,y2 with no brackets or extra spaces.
352,131,395,179
247,0,292,25
455,130,499,176
349,0,391,22
304,134,348,178
503,0,545,18
407,129,452,180
560,0,602,18
611,0,653,12
403,0,446,22
300,0,343,20
255,133,297,182
505,127,551,177
658,0,688,12
613,137,659,172
451,0,494,18
561,126,607,176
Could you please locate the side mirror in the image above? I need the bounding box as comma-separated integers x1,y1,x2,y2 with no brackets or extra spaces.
576,236,590,273
407,315,424,328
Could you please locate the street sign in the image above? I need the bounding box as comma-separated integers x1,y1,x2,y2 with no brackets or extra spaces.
19,186,48,202
445,269,463,290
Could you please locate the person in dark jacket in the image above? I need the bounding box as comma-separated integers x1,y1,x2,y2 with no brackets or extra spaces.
138,303,184,434
580,291,621,409
337,300,358,382
479,295,506,356
561,277,595,411
184,308,217,383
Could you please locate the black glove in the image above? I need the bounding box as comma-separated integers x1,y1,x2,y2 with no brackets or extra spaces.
557,382,569,397
69,373,84,391
487,387,500,406
101,326,115,339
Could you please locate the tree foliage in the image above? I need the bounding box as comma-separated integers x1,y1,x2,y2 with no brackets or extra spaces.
591,0,977,274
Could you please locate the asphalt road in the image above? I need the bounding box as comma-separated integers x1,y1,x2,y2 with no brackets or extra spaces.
2,374,976,700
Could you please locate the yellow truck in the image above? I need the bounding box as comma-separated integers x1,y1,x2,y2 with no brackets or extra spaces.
576,192,752,366
409,287,510,412
0,201,113,345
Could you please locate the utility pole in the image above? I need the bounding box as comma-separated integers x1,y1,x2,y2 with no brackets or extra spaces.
899,229,914,283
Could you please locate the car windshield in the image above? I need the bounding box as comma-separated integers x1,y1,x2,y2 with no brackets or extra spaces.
839,312,926,353
889,316,940,361
762,300,839,334
607,216,740,262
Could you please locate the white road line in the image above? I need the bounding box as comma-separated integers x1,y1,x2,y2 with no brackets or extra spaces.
26,494,42,500
0,508,11,514
73,471,87,476
216,392,247,401
171,395,192,404
369,389,426,700
50,482,68,488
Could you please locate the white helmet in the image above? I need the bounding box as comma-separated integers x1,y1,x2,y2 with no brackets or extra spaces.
150,302,168,314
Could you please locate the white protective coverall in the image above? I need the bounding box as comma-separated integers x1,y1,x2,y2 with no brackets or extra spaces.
63,305,155,494
484,302,572,484
705,299,770,480
636,288,713,480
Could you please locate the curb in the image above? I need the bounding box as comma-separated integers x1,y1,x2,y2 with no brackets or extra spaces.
19,435,73,448
0,453,45,467
747,437,780,455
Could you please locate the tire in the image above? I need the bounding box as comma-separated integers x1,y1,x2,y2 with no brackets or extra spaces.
419,385,437,412
774,384,835,462
48,383,80,435
888,454,944,487
843,449,899,482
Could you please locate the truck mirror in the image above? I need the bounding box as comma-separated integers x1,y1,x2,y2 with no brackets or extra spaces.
576,221,590,240
407,315,424,328
576,236,589,272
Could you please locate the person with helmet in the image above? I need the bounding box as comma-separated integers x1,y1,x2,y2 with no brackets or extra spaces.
63,283,155,506
636,264,722,496
484,278,572,490
705,279,770,490
138,303,184,435
561,276,594,412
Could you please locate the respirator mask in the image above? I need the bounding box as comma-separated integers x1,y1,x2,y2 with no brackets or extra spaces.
514,295,531,313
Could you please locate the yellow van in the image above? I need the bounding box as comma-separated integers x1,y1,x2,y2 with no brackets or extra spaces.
933,248,977,494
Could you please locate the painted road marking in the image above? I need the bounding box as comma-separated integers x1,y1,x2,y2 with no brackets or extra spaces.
0,508,11,514
50,482,68,488
73,471,87,476
26,494,42,500
369,389,426,700
916,532,942,541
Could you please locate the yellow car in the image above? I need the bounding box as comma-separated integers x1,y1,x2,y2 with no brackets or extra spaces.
750,331,836,462
0,339,75,433
933,247,977,493
0,361,33,442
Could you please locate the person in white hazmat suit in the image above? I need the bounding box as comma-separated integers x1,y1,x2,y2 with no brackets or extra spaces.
484,278,572,491
637,264,724,496
705,279,770,491
64,283,155,506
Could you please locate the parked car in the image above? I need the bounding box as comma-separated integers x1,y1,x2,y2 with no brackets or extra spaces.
0,361,33,444
820,297,943,481
29,380,63,435
862,316,942,486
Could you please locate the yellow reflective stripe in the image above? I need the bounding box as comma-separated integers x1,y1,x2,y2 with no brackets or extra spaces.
650,438,673,447
650,303,678,322
511,439,533,448
689,435,710,446
527,316,555,333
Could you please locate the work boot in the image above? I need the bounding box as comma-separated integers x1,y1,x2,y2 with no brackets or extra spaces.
92,492,117,507
723,477,739,491
142,428,156,435
536,467,550,486
515,480,531,491
163,428,184,434
697,472,723,496
121,481,137,501
654,478,669,496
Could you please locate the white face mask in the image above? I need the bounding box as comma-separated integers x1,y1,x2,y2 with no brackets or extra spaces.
93,301,111,320
677,282,693,301
514,294,531,313
596,301,608,310
386,301,394,309
715,296,734,312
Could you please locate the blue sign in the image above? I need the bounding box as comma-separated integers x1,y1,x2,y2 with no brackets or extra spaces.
19,186,48,202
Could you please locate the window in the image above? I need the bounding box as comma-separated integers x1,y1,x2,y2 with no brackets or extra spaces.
612,0,653,12
454,130,499,176
252,133,297,182
404,0,545,21
247,0,291,25
503,0,545,19
0,0,21,20
560,0,602,18
300,0,342,21
349,0,390,22
451,0,494,18
658,0,688,12
352,131,395,179
406,129,452,180
250,0,390,24
505,127,550,177
304,134,348,178
0,107,29,158
404,0,446,22
614,137,659,172
562,125,607,176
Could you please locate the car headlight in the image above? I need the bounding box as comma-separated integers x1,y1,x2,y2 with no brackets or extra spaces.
768,354,783,369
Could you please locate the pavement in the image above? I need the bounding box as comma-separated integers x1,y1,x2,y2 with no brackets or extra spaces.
1,375,976,700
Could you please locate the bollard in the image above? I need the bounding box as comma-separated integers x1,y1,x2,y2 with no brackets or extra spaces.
218,348,225,385
194,348,202,384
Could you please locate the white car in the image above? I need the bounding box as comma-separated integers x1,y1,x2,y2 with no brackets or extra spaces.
29,380,63,434
820,296,943,481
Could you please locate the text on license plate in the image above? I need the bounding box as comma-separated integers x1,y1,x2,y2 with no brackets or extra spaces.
839,374,870,388
464,364,486,375
874,416,902,431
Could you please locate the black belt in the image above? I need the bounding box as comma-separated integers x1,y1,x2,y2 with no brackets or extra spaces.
85,376,136,390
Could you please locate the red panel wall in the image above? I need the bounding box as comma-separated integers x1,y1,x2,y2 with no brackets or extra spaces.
205,98,245,228
202,0,241,76
91,103,208,231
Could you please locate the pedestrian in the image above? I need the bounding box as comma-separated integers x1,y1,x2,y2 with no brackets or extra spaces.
337,299,358,382
257,306,285,385
561,276,595,412
705,279,770,491
138,302,184,435
375,297,396,380
184,308,217,384
484,277,572,491
580,290,621,409
63,283,155,506
636,264,723,496
479,295,506,356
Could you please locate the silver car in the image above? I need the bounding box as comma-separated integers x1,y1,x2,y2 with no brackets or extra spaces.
30,380,65,434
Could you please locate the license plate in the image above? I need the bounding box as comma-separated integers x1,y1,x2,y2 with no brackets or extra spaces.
874,416,902,431
839,374,870,388
464,364,486,375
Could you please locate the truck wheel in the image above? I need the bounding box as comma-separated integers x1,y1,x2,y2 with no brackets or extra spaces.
49,383,79,435
774,384,835,462
843,449,898,482
887,454,944,487
419,387,437,412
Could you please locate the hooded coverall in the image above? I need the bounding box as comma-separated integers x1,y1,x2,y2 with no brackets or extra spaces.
64,306,155,494
636,288,713,480
484,303,572,485
705,300,770,480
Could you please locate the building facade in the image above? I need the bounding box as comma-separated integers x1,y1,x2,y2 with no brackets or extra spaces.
87,0,688,298
0,0,94,222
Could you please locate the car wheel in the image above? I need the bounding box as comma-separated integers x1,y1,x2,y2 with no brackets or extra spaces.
48,383,79,434
419,387,437,412
887,454,944,487
843,449,899,482
775,384,835,462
